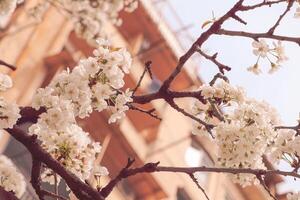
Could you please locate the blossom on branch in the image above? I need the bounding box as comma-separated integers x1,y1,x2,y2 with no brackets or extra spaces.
29,123,102,184
249,39,288,74
0,73,20,129
29,39,133,185
193,79,283,186
28,0,138,45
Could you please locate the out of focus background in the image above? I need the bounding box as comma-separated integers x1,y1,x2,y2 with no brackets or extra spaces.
0,0,298,199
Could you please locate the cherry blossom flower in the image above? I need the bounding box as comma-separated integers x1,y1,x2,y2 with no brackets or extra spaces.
287,192,300,200
0,155,26,198
192,80,282,186
252,40,269,58
29,123,102,183
40,0,139,45
250,40,288,74
247,64,262,75
0,73,12,91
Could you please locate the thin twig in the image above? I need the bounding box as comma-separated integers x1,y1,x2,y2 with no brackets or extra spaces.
217,29,300,45
132,61,152,95
128,104,161,120
189,174,210,200
267,0,295,34
240,0,286,11
0,60,16,70
31,159,45,200
197,49,231,74
256,175,278,200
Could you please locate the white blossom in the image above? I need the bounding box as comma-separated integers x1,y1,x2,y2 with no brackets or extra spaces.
273,41,288,63
29,123,102,183
252,40,269,58
32,39,133,120
192,80,283,186
247,64,262,75
44,0,138,45
199,84,215,99
108,89,133,124
0,73,12,91
0,155,26,198
29,40,134,184
250,40,287,74
94,166,109,177
0,97,20,129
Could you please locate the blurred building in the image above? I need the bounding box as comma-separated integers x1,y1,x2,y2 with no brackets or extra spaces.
0,0,285,199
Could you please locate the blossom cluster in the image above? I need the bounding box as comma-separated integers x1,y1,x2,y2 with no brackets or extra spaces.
71,0,138,44
0,155,26,198
248,40,288,74
192,80,282,186
29,0,138,45
30,39,132,184
29,123,102,183
32,39,132,121
0,73,20,129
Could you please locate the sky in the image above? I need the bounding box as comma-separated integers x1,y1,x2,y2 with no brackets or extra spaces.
156,0,300,194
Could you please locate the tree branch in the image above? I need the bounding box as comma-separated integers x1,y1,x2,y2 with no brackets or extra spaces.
6,125,104,200
31,159,45,200
267,0,295,34
196,49,231,74
240,0,287,11
159,0,244,91
0,187,19,200
0,60,16,71
217,29,300,45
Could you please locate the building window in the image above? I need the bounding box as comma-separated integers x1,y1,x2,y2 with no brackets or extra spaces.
147,77,161,93
118,179,137,200
184,140,213,183
184,140,212,167
176,187,192,200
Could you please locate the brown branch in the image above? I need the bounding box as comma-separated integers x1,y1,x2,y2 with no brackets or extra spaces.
100,158,160,198
31,159,45,200
160,0,244,91
6,124,104,200
275,123,300,135
131,61,152,95
256,175,278,200
240,0,287,11
217,29,300,45
267,0,295,34
197,50,231,74
0,60,16,71
98,161,300,199
132,89,206,105
0,187,19,200
111,162,300,180
4,1,300,200
168,99,214,135
128,104,161,120
209,73,229,86
189,174,210,200
231,13,247,25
